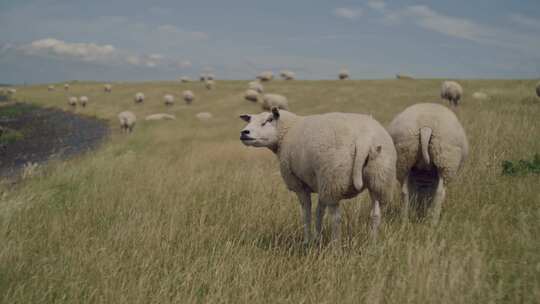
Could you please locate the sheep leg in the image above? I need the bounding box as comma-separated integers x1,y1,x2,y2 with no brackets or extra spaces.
315,202,326,242
370,198,382,240
296,191,312,244
430,177,446,226
401,174,410,221
327,204,341,242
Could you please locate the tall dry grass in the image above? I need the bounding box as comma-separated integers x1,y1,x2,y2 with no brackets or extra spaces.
0,79,539,303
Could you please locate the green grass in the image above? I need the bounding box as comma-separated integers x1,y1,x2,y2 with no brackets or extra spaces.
1,79,539,303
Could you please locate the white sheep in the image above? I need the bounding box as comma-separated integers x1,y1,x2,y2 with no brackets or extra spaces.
79,96,89,107
472,92,488,100
262,93,288,110
339,69,350,80
387,103,469,225
244,89,260,102
239,108,397,243
536,81,540,98
180,76,191,83
104,84,112,93
163,94,175,106
256,71,274,82
205,80,215,90
183,90,195,104
68,96,78,107
48,85,55,91
196,112,213,120
7,88,16,95
145,113,176,121
280,70,295,80
248,81,264,93
441,81,463,107
64,83,70,91
134,92,145,103
118,111,136,133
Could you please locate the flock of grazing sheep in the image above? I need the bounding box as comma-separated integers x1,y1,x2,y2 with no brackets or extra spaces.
3,72,540,246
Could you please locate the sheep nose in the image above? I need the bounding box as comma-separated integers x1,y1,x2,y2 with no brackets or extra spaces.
241,130,250,135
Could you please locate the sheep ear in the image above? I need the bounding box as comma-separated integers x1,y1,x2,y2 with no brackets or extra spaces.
271,107,280,119
239,114,251,122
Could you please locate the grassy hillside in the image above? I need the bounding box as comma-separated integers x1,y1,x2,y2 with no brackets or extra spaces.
1,79,539,303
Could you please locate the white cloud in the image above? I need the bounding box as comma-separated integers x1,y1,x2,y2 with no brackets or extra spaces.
509,13,540,31
375,5,540,55
22,38,117,63
367,1,386,12
334,7,363,20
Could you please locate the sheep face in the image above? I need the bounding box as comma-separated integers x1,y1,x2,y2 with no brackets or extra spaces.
239,109,280,148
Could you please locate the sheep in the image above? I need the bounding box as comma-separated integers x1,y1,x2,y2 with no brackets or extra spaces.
206,73,215,80
387,103,468,225
536,81,540,98
338,69,350,80
134,92,145,103
118,111,136,133
244,89,260,102
64,83,70,91
145,113,176,121
280,70,295,80
79,96,89,107
239,108,397,243
196,112,213,120
248,81,264,93
205,80,215,90
257,71,274,82
48,85,55,91
68,96,78,107
440,81,463,107
180,76,191,83
472,92,489,100
104,84,112,93
262,93,288,110
200,74,207,82
163,94,175,106
182,90,195,104
7,88,16,95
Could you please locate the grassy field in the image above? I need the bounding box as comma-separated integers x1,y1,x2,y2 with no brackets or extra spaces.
1,79,539,303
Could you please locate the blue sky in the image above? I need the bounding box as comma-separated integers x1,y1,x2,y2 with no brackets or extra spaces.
1,0,539,83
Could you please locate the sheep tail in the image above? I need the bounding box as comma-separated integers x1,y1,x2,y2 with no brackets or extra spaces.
420,127,432,165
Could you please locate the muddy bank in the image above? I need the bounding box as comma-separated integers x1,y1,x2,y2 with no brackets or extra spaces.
0,103,109,178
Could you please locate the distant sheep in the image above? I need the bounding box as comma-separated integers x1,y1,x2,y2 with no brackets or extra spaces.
48,85,55,91
244,89,260,102
339,69,350,80
7,88,16,95
262,93,288,110
180,76,191,83
163,94,175,106
472,92,489,100
441,81,463,107
206,73,215,80
118,111,136,133
248,81,264,93
205,80,215,90
145,113,176,121
196,112,213,120
104,84,112,93
257,71,274,82
68,96,78,107
200,74,207,82
183,90,195,104
239,108,397,242
280,70,295,80
134,92,145,103
388,103,468,225
79,96,89,107
64,83,70,91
